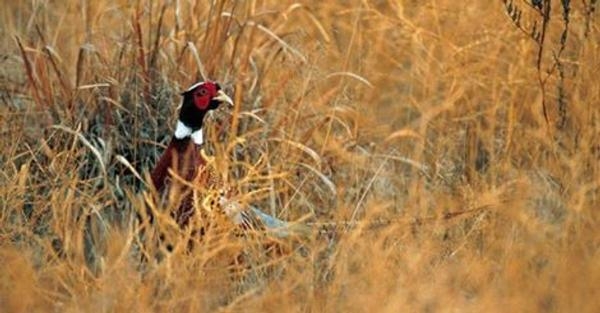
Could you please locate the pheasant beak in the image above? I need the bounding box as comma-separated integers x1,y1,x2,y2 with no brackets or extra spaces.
213,90,234,107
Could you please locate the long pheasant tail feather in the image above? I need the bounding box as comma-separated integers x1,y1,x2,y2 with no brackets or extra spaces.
235,203,490,242
305,204,492,235
247,206,312,238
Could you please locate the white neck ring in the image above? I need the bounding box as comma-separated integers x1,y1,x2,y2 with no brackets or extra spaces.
174,120,204,145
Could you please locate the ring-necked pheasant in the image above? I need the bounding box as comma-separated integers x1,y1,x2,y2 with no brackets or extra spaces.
150,81,233,227
149,80,302,238
146,81,480,253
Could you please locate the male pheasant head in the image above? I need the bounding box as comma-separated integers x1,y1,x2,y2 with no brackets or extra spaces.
174,81,233,145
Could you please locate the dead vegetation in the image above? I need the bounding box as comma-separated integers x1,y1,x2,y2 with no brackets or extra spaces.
0,1,599,312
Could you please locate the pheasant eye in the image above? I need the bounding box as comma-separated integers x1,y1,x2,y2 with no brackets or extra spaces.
196,88,207,96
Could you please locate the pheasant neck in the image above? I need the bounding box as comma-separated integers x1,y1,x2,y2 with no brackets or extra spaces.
174,120,204,146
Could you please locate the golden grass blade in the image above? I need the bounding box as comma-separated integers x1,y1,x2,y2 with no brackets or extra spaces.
384,128,422,142
14,36,44,109
249,22,307,63
77,83,111,90
114,155,146,187
270,137,322,166
187,41,208,81
326,71,374,88
51,124,107,177
350,157,388,223
295,162,337,197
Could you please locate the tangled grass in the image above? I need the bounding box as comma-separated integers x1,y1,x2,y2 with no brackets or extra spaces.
1,1,599,312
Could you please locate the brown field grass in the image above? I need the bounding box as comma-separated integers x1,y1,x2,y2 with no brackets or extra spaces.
1,0,599,312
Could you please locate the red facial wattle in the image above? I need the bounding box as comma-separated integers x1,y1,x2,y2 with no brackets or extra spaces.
192,83,218,110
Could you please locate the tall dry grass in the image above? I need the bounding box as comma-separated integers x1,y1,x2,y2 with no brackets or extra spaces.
1,0,598,312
